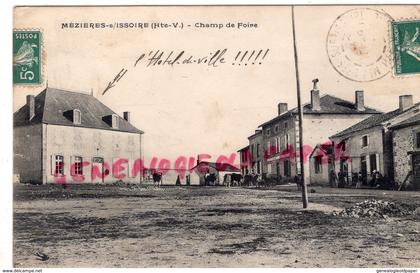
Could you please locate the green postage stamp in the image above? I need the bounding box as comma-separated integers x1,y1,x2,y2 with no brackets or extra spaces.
391,20,420,75
13,30,42,84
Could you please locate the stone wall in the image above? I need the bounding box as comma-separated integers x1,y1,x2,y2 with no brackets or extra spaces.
393,124,420,185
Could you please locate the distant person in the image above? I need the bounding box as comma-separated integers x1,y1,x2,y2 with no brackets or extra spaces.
176,175,181,186
204,171,210,186
370,170,377,187
338,171,346,188
358,172,364,186
329,170,337,188
295,174,302,190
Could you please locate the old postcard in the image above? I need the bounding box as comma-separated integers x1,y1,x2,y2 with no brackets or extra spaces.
11,5,420,269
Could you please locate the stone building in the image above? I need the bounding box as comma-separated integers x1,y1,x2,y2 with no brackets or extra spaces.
329,95,420,185
259,84,381,183
13,88,144,184
237,145,251,175
390,114,420,189
248,129,263,175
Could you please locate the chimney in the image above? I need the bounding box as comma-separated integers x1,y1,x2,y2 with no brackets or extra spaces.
197,154,200,165
26,95,35,121
399,95,413,111
355,90,365,111
123,111,131,122
278,103,288,115
311,90,320,111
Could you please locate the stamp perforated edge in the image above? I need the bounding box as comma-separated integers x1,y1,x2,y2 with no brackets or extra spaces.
13,27,45,87
389,18,420,78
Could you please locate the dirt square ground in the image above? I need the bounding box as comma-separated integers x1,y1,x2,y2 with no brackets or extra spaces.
13,184,420,267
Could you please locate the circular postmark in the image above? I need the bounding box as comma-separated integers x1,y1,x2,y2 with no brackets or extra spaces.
326,8,394,82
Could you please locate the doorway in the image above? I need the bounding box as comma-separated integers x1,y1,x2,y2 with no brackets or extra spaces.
361,156,367,185
92,157,104,183
412,152,420,190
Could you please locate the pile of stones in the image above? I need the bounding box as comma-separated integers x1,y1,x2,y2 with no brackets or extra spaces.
333,199,415,218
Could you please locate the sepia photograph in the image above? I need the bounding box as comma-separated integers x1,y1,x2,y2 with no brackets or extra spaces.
4,3,420,270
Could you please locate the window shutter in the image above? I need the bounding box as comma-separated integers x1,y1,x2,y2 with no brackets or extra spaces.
70,156,73,176
50,155,53,175
376,154,380,173
367,136,370,145
360,137,363,146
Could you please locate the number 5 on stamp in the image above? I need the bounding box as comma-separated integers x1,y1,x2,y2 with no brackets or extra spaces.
391,20,420,75
13,30,42,84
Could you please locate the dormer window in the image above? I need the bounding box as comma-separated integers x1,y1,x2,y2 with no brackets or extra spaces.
102,114,120,129
112,114,119,129
73,109,81,125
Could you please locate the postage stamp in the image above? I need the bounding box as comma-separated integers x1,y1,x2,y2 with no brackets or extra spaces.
391,20,420,75
13,30,42,84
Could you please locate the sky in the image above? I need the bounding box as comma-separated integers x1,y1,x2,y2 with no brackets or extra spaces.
13,5,420,166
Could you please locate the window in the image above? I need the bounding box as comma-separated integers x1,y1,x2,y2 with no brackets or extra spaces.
284,160,291,177
274,125,279,133
314,156,322,174
284,134,290,148
54,155,64,175
74,156,83,175
73,109,81,125
266,128,271,136
339,141,346,151
275,137,280,153
280,135,285,150
112,114,119,129
361,135,369,147
256,144,260,157
416,132,420,149
250,144,254,157
284,121,288,129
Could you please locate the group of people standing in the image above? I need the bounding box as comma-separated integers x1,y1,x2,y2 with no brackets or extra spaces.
329,169,390,189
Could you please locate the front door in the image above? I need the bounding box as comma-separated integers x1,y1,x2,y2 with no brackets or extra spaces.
412,153,420,190
361,156,367,185
92,157,104,183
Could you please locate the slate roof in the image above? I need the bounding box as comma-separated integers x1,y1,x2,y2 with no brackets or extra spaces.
248,130,262,139
332,103,420,138
389,114,420,130
259,94,382,127
14,88,143,134
237,145,249,152
191,161,241,172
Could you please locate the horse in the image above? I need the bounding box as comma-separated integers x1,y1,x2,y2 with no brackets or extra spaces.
205,173,217,186
152,172,162,187
231,173,242,187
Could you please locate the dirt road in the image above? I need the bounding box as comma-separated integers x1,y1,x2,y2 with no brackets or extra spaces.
13,184,420,267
